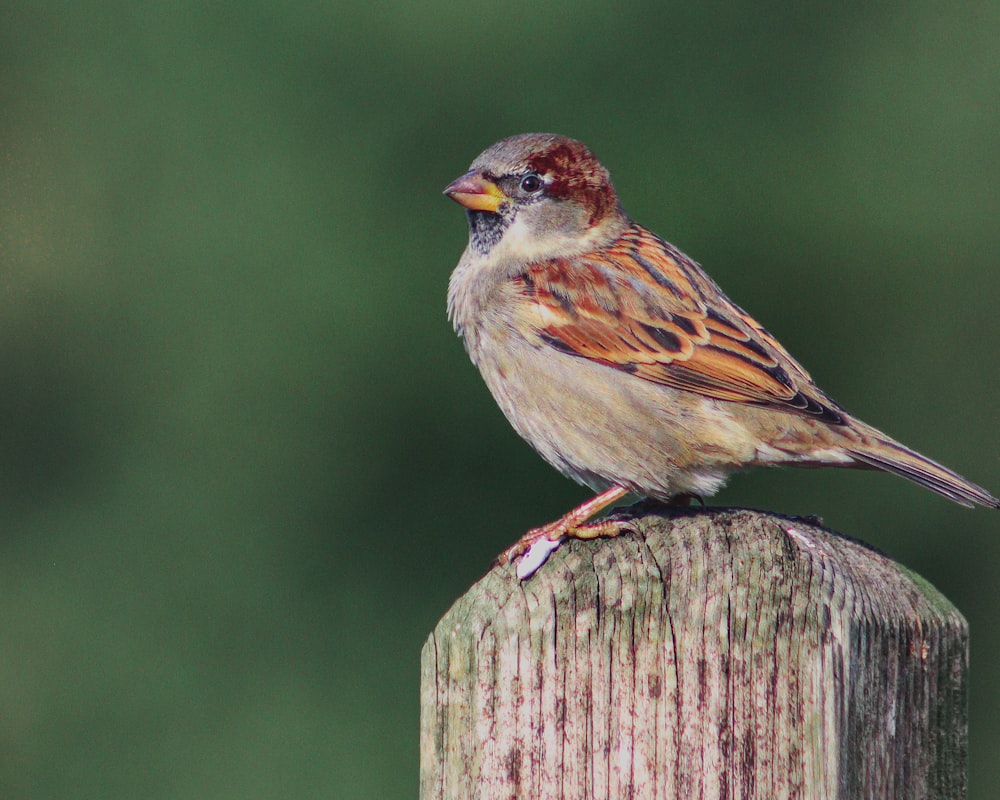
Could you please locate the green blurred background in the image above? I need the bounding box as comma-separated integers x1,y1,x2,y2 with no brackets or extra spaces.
1,2,997,797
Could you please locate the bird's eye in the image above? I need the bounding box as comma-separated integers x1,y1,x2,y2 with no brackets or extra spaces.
519,173,543,194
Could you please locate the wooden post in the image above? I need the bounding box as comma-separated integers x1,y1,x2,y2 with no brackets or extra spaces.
420,508,967,799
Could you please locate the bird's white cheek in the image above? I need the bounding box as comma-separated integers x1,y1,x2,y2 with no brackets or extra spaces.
492,214,605,263
494,216,556,261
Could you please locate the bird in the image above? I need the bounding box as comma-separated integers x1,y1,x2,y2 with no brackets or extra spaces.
444,133,999,577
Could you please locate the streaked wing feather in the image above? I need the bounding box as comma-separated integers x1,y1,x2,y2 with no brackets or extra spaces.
521,224,846,424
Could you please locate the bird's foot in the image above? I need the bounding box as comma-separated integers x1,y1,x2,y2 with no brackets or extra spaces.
502,517,638,580
497,485,634,579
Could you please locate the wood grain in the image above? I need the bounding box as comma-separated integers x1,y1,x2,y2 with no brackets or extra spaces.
420,508,967,799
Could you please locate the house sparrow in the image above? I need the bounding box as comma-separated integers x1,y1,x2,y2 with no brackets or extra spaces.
445,133,999,577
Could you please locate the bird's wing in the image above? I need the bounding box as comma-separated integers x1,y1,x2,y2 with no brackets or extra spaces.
519,224,846,424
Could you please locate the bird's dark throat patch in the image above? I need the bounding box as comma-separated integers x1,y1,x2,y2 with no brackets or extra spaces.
468,209,510,254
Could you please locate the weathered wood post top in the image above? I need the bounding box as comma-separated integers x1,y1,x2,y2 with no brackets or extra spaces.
420,508,967,799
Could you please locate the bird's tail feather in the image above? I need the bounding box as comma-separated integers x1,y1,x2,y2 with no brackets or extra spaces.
846,435,999,509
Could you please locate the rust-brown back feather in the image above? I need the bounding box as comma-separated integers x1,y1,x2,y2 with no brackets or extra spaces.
520,223,847,424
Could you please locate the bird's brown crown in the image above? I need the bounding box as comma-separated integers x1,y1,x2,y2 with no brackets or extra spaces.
475,133,620,226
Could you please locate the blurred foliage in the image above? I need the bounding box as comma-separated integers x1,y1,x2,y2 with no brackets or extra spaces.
0,1,997,797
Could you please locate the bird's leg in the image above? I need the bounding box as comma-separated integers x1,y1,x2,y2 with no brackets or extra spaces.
498,485,631,567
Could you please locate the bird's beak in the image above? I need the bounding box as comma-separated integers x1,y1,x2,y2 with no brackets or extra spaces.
443,171,504,213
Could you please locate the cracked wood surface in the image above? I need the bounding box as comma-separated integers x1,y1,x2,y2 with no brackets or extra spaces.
420,508,967,799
